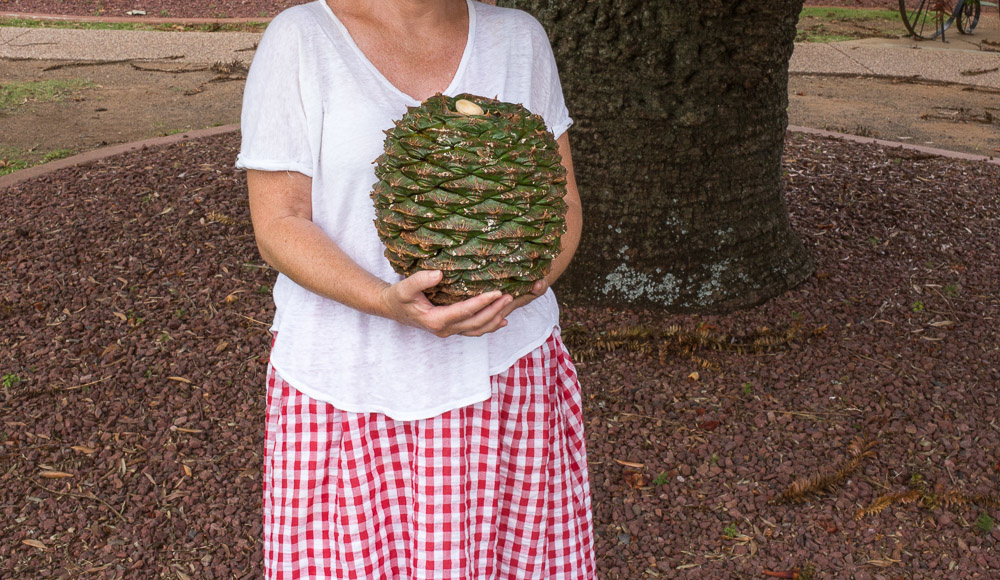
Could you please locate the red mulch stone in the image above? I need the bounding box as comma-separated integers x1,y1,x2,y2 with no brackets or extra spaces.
2,131,999,578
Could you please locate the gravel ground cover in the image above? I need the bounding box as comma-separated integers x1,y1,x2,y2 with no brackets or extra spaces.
1,131,999,579
1,0,898,19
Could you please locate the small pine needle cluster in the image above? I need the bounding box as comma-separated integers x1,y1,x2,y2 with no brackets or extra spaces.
773,437,877,504
856,488,1000,520
205,210,250,227
854,489,922,519
774,437,999,528
211,59,249,77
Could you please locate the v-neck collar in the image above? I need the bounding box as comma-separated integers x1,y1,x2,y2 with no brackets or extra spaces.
319,0,476,104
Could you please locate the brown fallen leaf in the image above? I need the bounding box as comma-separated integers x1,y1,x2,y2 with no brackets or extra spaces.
614,459,644,469
623,471,647,488
762,570,798,579
167,376,192,384
22,539,46,550
70,445,97,454
224,289,246,304
866,558,901,568
98,343,120,358
182,464,193,477
39,470,73,479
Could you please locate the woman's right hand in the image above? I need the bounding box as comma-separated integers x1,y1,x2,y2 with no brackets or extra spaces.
379,270,512,338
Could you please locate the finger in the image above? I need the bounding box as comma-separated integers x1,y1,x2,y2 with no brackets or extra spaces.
436,289,505,321
419,290,505,337
398,270,443,300
450,293,512,334
460,317,508,337
531,279,549,295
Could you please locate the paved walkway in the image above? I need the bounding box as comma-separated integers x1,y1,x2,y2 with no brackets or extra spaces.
791,34,1000,90
2,16,999,78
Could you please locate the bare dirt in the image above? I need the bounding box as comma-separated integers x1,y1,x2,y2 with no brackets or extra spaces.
2,55,998,170
1,58,246,168
2,8,999,170
789,74,1000,157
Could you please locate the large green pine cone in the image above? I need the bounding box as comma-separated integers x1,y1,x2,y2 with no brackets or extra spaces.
371,93,568,305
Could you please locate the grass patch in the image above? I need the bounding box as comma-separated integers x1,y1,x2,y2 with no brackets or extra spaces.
797,6,907,43
40,148,76,163
0,78,94,111
0,16,268,33
0,156,30,177
0,146,77,176
800,7,901,21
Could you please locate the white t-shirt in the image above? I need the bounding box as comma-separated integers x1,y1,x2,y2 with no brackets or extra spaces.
236,0,572,420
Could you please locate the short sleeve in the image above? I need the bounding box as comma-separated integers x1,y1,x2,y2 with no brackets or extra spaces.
235,13,317,176
526,18,572,140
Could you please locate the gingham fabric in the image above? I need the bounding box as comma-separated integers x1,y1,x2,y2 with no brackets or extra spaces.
262,329,595,579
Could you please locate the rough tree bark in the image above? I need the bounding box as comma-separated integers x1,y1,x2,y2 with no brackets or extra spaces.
501,0,814,312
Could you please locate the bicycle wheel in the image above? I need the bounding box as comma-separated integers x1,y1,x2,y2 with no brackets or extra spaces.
957,0,980,33
899,0,958,39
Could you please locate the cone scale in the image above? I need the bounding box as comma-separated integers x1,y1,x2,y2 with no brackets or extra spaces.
371,93,568,305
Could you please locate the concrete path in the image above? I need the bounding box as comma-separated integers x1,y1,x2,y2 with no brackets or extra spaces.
1,16,999,77
0,12,998,191
790,39,1000,90
790,18,1000,88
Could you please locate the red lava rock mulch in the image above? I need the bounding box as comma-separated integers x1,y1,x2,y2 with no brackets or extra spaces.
2,131,999,578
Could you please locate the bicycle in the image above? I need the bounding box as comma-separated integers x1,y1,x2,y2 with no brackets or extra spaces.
899,0,982,40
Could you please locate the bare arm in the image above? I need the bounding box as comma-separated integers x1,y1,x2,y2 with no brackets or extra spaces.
247,169,512,337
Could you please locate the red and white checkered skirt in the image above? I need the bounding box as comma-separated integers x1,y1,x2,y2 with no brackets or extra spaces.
263,329,596,579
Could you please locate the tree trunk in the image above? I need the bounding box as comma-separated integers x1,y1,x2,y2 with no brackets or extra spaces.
501,0,814,312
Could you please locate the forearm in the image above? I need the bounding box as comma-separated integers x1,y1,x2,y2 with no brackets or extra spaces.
247,169,510,337
544,131,582,287
545,195,582,286
254,215,390,317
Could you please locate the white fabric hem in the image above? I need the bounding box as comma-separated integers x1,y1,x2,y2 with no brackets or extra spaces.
551,118,574,141
486,322,557,376
269,358,493,421
235,156,314,177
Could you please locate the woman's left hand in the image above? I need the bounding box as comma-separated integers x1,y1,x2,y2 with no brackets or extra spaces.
498,279,548,319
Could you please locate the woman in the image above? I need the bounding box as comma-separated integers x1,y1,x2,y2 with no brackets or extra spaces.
236,0,593,577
